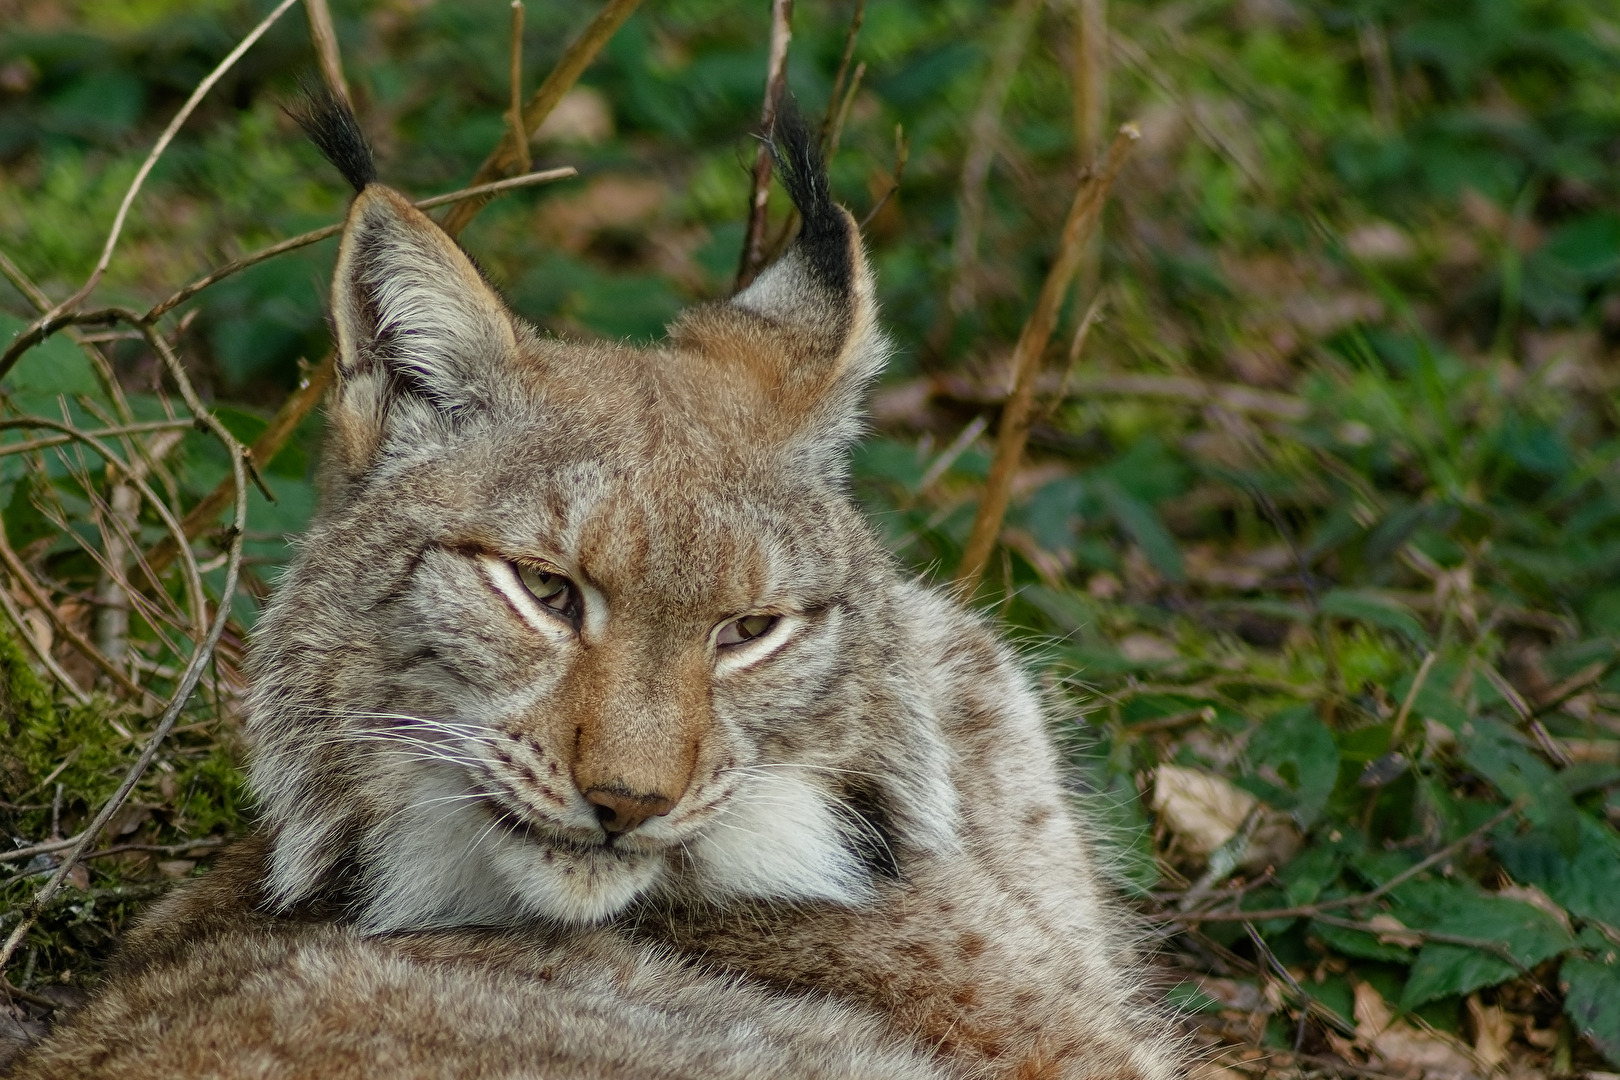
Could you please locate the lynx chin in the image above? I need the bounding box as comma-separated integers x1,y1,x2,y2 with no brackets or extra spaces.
13,88,1186,1080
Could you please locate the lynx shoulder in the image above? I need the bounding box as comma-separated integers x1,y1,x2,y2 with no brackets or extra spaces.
12,89,1185,1080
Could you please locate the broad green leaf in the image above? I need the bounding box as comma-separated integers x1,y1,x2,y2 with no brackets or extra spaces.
1319,589,1429,646
1495,813,1620,927
1562,951,1620,1068
2,475,57,551
1020,585,1099,638
1461,727,1580,853
1309,919,1415,963
1165,980,1222,1013
1394,880,1575,1009
1240,705,1339,827
0,313,101,397
1094,479,1184,582
1280,845,1340,907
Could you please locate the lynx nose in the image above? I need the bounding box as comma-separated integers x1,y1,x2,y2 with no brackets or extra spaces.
585,788,676,834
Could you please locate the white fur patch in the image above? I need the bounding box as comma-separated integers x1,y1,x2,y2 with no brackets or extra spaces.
682,767,874,906
349,766,665,933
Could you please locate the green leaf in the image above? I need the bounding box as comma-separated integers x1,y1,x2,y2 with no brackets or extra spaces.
1394,881,1575,1009
1319,588,1429,646
2,475,57,551
1309,919,1415,963
1241,705,1339,827
1020,585,1099,639
1562,951,1620,1068
0,313,101,397
1165,980,1222,1013
1094,479,1184,582
1495,813,1620,927
1280,845,1340,907
1461,730,1581,854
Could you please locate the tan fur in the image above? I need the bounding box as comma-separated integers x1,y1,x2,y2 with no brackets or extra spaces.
11,130,1185,1079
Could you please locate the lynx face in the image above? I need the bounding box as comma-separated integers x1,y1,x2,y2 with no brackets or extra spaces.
246,113,957,933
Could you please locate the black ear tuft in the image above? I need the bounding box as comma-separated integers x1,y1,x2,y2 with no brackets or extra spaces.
287,79,377,194
768,94,852,298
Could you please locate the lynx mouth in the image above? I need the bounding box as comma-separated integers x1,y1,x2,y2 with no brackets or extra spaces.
479,796,610,854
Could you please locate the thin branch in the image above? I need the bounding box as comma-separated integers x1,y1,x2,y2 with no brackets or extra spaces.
303,0,351,108
1155,800,1524,924
736,0,795,290
1311,914,1532,976
0,585,88,705
825,62,865,162
928,370,1308,420
16,410,209,638
0,332,249,976
942,0,1043,321
0,419,196,458
1072,0,1109,164
439,0,644,238
144,358,333,576
0,833,85,865
509,1,532,174
145,166,576,322
821,0,867,154
0,502,155,705
858,123,909,229
954,124,1138,590
1389,650,1436,747
2,0,300,370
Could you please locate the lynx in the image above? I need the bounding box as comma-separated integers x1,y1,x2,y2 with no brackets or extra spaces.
11,91,1184,1080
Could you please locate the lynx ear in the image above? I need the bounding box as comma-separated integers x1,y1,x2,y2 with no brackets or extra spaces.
668,100,886,478
325,185,518,480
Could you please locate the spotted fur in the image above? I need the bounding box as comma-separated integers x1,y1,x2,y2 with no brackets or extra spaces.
12,94,1185,1080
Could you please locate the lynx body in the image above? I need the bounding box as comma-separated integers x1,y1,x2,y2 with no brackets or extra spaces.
11,96,1183,1080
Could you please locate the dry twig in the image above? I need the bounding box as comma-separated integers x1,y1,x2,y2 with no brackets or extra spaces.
0,332,249,975
736,0,796,290
304,0,351,108
509,2,533,174
439,0,644,238
1153,800,1523,924
1073,0,1109,163
940,0,1043,325
954,125,1139,590
0,0,301,374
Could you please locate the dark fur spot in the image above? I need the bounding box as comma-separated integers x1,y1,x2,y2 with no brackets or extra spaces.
835,779,901,880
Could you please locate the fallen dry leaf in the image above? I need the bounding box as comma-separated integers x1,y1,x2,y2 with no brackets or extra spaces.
1366,913,1424,949
1154,764,1256,855
1467,993,1512,1070
1152,765,1301,868
1196,976,1267,1013
1354,981,1483,1080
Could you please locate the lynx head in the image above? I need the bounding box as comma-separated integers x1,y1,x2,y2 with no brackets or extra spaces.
246,90,957,932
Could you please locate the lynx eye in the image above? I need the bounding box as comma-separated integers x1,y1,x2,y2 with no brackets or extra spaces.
717,614,778,648
514,563,578,619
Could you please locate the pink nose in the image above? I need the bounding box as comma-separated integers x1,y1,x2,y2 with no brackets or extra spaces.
584,788,675,834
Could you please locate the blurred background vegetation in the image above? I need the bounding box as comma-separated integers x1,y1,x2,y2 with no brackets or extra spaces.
2,0,1619,1075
